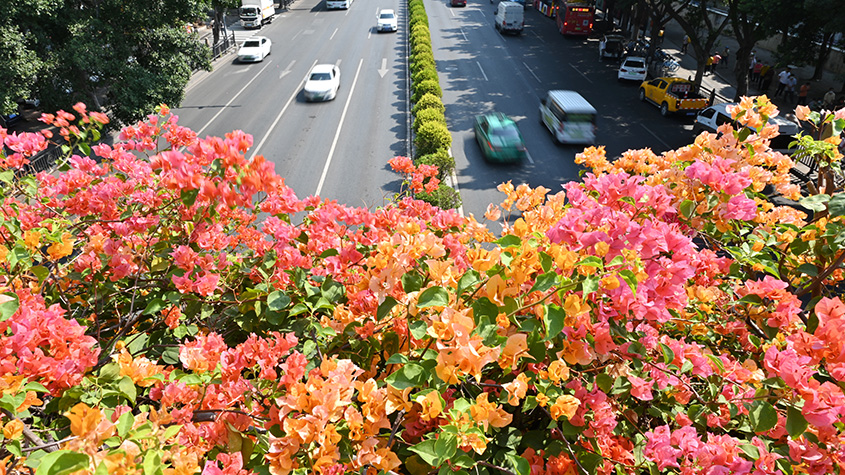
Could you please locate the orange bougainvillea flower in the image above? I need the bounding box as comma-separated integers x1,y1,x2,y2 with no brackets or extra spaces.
498,333,531,370
3,419,24,440
503,373,530,406
47,233,74,261
549,395,580,421
418,391,443,422
547,360,570,384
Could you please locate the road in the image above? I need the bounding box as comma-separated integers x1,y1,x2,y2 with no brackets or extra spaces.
176,0,410,209
426,1,696,216
175,0,698,219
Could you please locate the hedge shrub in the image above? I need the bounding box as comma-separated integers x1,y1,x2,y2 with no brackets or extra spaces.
413,107,447,133
410,57,436,76
412,67,439,85
416,147,455,179
412,93,445,115
415,121,452,156
414,181,462,209
412,79,442,103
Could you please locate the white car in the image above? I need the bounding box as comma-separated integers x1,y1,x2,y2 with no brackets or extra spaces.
693,102,800,153
617,56,647,82
237,36,271,62
377,9,398,32
303,64,341,102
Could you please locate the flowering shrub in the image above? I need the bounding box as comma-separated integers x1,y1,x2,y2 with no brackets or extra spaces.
0,97,844,475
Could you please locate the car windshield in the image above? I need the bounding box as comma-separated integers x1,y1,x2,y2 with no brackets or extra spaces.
380,12,394,19
243,40,260,48
310,73,332,81
626,59,645,68
491,125,521,140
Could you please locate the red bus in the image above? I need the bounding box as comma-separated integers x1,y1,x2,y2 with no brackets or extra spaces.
555,0,594,36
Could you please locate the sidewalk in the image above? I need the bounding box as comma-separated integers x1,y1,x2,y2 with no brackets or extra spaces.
655,20,842,117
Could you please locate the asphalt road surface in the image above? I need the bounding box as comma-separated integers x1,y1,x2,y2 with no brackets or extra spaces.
176,0,697,218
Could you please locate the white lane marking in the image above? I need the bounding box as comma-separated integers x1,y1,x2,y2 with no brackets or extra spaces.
531,30,545,43
315,58,365,196
195,60,273,138
450,7,455,16
460,27,468,41
569,63,593,84
291,31,301,41
330,28,339,40
233,67,251,74
477,61,488,81
249,59,319,160
280,60,296,78
525,150,535,164
523,62,541,83
378,58,389,77
640,123,671,150
336,59,342,68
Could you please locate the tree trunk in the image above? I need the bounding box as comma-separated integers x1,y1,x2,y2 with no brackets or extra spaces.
812,32,833,81
733,45,753,101
212,8,223,46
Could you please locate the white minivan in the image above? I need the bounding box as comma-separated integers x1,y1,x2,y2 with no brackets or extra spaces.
539,90,597,145
494,2,524,35
326,0,352,9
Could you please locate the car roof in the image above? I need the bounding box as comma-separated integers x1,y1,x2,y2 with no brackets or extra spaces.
547,90,597,114
380,9,395,14
311,64,336,74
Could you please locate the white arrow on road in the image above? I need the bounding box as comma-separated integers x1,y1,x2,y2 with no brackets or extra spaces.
279,60,296,79
378,58,389,78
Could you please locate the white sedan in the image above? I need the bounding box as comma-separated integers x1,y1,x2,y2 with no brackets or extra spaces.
377,9,398,32
237,36,271,62
303,64,341,102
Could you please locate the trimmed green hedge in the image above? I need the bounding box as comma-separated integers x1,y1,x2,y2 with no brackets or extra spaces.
412,67,439,85
412,93,445,115
415,121,452,156
416,148,454,179
412,79,442,103
413,107,446,133
414,182,462,210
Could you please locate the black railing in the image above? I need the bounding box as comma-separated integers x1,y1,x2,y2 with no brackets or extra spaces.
210,32,237,62
16,146,62,178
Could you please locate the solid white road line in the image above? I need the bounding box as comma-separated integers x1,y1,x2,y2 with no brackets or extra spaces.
477,61,488,81
315,58,365,196
249,59,318,160
460,27,468,42
640,123,671,150
447,148,465,218
195,60,274,138
525,150,535,164
523,62,541,83
569,63,593,84
330,28,339,40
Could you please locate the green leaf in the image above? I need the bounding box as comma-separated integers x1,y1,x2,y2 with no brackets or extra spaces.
23,381,49,393
786,406,808,439
377,296,398,321
679,199,695,219
619,269,638,296
706,354,725,373
142,298,166,316
386,363,426,389
576,256,604,267
118,376,137,402
402,272,424,293
739,444,760,460
434,432,458,461
34,450,90,475
31,265,49,283
451,453,475,469
0,293,20,322
626,342,646,357
418,286,449,308
799,193,830,212
409,439,439,466
829,193,845,217
660,343,675,365
595,373,613,393
386,353,409,365
505,454,530,475
99,363,121,382
143,451,162,475
496,235,522,248
180,189,199,207
796,263,819,277
116,411,134,438
543,304,565,341
0,170,15,184
267,291,291,311
581,274,599,296
577,452,604,474
410,320,428,340
748,400,777,433
530,271,558,294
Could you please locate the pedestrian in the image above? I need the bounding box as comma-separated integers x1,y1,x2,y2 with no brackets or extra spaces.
759,67,774,93
711,53,721,73
797,82,810,105
824,87,837,108
682,34,690,54
774,67,791,97
753,62,765,87
722,46,730,68
748,52,757,80
784,74,797,103
705,55,714,75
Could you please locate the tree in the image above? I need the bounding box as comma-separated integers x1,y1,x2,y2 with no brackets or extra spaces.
664,0,731,89
0,0,212,125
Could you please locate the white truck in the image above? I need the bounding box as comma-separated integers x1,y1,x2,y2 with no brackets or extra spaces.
240,0,275,29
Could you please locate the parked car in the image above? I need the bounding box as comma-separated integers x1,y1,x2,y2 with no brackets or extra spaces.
617,56,647,82
599,34,625,61
304,64,341,102
639,77,709,117
451,0,467,6
693,102,800,153
237,36,272,62
376,9,398,32
473,113,526,163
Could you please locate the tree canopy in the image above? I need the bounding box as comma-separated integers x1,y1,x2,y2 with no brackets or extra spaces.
0,0,212,124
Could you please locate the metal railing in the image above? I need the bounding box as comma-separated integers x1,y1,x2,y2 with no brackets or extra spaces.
16,146,62,178
210,32,237,62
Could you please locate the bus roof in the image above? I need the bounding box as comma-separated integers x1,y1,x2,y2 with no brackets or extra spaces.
547,90,597,114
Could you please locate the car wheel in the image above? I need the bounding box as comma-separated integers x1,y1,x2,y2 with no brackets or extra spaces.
638,89,646,101
660,102,669,116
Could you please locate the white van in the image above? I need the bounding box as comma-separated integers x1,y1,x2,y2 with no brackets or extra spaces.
326,0,352,9
494,2,524,35
539,90,597,145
